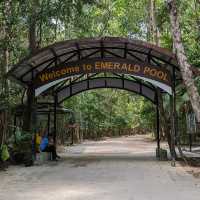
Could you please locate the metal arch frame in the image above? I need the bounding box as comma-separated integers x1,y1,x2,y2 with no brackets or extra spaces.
32,53,176,96
48,71,156,95
8,38,181,85
54,75,162,157
55,76,157,104
8,37,180,163
53,75,161,158
20,46,180,83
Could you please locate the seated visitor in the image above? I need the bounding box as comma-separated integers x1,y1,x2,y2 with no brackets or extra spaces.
40,132,60,161
35,132,41,153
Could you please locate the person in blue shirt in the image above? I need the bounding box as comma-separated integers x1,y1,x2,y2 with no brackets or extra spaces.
40,130,60,161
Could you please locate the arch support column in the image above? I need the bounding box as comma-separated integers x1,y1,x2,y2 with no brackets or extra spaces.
170,67,177,166
156,95,160,159
53,95,58,146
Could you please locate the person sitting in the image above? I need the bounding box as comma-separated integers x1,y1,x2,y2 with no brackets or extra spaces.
35,132,42,153
39,133,60,161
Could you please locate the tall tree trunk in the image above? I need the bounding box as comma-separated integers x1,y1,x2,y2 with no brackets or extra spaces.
194,0,200,41
148,0,161,45
23,0,39,132
157,90,173,151
147,0,172,149
2,48,9,94
148,0,158,44
0,0,12,148
2,0,12,97
28,0,39,54
167,0,200,123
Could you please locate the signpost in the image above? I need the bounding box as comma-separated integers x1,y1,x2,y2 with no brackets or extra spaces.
34,58,172,96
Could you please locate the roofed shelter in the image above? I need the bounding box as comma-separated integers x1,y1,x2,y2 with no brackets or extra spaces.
7,37,181,161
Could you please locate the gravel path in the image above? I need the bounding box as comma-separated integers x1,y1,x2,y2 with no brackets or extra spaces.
0,135,200,200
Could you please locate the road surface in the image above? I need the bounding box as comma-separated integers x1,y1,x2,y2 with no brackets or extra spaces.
0,135,200,200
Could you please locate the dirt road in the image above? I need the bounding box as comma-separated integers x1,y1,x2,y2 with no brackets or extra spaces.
0,135,200,200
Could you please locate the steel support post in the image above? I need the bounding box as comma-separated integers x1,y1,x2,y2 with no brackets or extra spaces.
53,95,58,146
170,67,177,166
156,96,160,159
170,95,176,166
173,67,178,145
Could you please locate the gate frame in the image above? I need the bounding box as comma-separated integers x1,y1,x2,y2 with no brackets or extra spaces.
7,37,181,161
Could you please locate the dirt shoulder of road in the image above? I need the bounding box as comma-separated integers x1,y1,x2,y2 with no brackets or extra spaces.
176,159,200,178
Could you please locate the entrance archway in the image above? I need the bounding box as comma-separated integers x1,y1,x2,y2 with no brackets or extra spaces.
8,37,181,161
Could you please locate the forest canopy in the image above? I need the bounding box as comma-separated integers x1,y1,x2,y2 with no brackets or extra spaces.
0,0,200,139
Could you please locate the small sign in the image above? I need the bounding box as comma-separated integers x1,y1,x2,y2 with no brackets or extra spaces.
187,113,196,134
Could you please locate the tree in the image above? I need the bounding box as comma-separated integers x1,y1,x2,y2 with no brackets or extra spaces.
167,0,200,123
28,0,39,54
1,0,12,98
147,0,172,151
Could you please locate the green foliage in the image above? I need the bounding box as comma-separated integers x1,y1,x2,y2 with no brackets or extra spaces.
0,0,200,139
0,144,10,161
64,89,156,132
8,127,32,153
